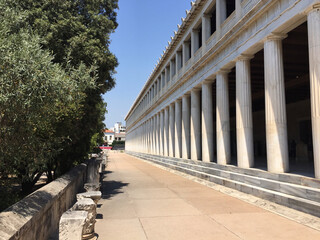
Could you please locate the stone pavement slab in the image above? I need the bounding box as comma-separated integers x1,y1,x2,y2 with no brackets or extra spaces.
95,152,320,240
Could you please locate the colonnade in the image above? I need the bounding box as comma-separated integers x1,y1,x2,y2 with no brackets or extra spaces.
126,5,320,179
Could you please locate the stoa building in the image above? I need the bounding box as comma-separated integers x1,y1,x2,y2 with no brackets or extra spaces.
125,0,320,216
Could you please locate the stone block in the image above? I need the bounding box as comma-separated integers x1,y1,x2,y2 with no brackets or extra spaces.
84,183,101,192
59,210,88,240
86,158,100,185
77,191,102,204
279,184,307,199
72,198,97,240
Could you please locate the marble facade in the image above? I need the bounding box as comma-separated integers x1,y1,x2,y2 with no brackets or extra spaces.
125,0,320,179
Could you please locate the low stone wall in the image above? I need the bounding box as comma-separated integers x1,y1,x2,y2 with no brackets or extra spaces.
0,164,87,240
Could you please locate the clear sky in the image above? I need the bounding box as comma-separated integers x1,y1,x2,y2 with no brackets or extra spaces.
103,0,191,129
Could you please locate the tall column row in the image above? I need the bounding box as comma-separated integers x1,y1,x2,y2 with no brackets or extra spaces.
126,6,320,179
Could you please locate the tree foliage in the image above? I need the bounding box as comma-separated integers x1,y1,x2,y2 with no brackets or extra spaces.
0,0,115,195
14,0,119,177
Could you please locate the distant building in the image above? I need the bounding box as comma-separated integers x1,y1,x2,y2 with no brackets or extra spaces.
113,122,126,133
115,132,126,141
103,129,114,146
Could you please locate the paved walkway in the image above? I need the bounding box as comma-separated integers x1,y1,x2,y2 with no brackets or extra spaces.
95,152,320,240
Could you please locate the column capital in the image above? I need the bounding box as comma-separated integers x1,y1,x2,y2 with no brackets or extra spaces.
175,98,182,103
236,54,254,61
264,33,288,42
217,68,231,75
202,79,214,85
203,13,212,18
192,87,201,92
306,3,320,14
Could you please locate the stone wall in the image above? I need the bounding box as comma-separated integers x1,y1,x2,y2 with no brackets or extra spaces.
0,164,87,240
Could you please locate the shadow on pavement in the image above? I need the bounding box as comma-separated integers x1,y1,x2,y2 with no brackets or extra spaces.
100,171,129,200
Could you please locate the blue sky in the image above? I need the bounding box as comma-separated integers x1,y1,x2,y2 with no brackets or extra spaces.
103,0,191,128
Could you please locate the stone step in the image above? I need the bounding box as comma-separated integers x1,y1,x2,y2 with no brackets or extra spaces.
151,156,320,203
128,151,320,218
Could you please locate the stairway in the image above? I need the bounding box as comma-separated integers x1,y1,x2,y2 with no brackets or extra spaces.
127,151,320,218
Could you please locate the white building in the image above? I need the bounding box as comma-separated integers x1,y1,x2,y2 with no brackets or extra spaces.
113,122,126,133
125,0,320,217
103,129,114,146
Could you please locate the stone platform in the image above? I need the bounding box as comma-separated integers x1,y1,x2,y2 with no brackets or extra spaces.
95,152,320,240
128,151,320,218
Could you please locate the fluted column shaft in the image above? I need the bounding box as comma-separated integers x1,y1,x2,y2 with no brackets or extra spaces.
142,122,146,153
150,118,154,154
169,104,175,157
191,89,202,160
202,82,214,162
264,34,289,173
236,55,254,168
308,6,320,178
153,115,157,154
145,123,147,153
164,107,169,156
160,110,164,155
149,119,152,154
156,113,160,155
182,95,191,159
175,100,182,158
216,70,231,165
147,120,150,153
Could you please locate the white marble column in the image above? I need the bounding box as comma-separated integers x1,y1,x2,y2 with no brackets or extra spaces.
191,89,202,160
146,120,150,153
216,70,231,165
191,29,200,56
160,110,164,155
182,94,191,159
236,0,242,19
153,115,156,154
161,72,165,94
175,99,182,158
149,119,152,154
169,103,175,157
183,41,191,64
170,59,176,80
176,51,182,74
156,113,160,155
142,123,145,153
202,81,214,162
216,0,226,36
144,122,147,153
164,107,169,156
202,14,211,46
264,33,289,173
308,5,320,178
150,118,154,154
165,67,169,85
236,55,254,168
153,115,157,155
